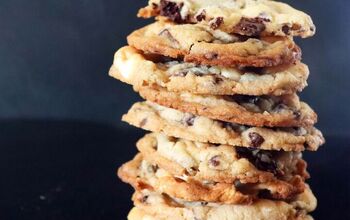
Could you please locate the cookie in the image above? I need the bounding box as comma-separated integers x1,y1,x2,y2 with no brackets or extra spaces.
127,21,301,67
130,187,316,220
137,133,308,199
138,0,316,38
118,154,253,204
137,86,317,127
128,207,313,220
122,101,324,151
110,46,309,96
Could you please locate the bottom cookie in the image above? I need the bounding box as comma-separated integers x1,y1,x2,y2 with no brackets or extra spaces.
129,188,316,220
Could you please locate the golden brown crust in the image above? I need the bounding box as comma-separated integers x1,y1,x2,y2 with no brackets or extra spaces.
137,86,317,127
127,21,301,67
110,46,309,96
121,101,325,151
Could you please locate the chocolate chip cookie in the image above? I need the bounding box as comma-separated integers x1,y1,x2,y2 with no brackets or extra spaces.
122,101,325,151
136,133,308,199
127,21,301,67
136,86,317,127
129,187,316,220
138,0,316,38
110,46,309,96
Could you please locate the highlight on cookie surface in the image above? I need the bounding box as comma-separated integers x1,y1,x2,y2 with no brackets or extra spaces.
138,0,316,38
110,46,309,96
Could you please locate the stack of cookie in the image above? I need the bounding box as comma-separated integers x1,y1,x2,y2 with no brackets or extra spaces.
110,1,325,219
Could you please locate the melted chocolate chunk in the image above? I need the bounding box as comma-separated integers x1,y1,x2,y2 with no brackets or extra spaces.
172,70,187,77
151,3,158,9
196,10,206,22
248,132,265,147
140,195,149,203
282,25,290,35
236,147,282,176
210,17,224,30
147,164,159,173
233,95,260,105
214,76,223,84
209,155,221,167
258,189,273,199
159,0,184,23
239,66,264,74
233,17,267,37
293,110,301,120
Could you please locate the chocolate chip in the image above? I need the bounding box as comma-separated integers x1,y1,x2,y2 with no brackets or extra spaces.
182,113,196,126
248,132,265,147
159,28,179,45
282,25,290,35
293,110,301,120
214,76,223,84
303,142,310,150
147,164,159,173
200,201,208,206
258,189,272,199
159,0,184,23
236,147,282,176
233,17,266,37
204,52,218,60
239,66,264,74
209,155,221,167
151,3,158,9
233,95,260,105
140,195,149,203
139,118,147,127
210,17,224,30
196,10,206,22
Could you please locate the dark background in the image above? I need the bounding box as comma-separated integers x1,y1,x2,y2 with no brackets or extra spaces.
0,0,349,219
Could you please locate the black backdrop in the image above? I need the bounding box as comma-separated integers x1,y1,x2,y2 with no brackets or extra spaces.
1,1,349,219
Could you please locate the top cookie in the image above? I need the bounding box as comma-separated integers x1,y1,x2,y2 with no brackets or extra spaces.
138,0,316,38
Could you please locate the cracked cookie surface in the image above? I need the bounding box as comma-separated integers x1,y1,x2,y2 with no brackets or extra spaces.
138,0,315,38
110,46,309,96
127,21,301,67
122,101,324,151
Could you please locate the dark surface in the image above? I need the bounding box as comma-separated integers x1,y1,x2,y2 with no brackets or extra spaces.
0,0,349,135
1,120,349,220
